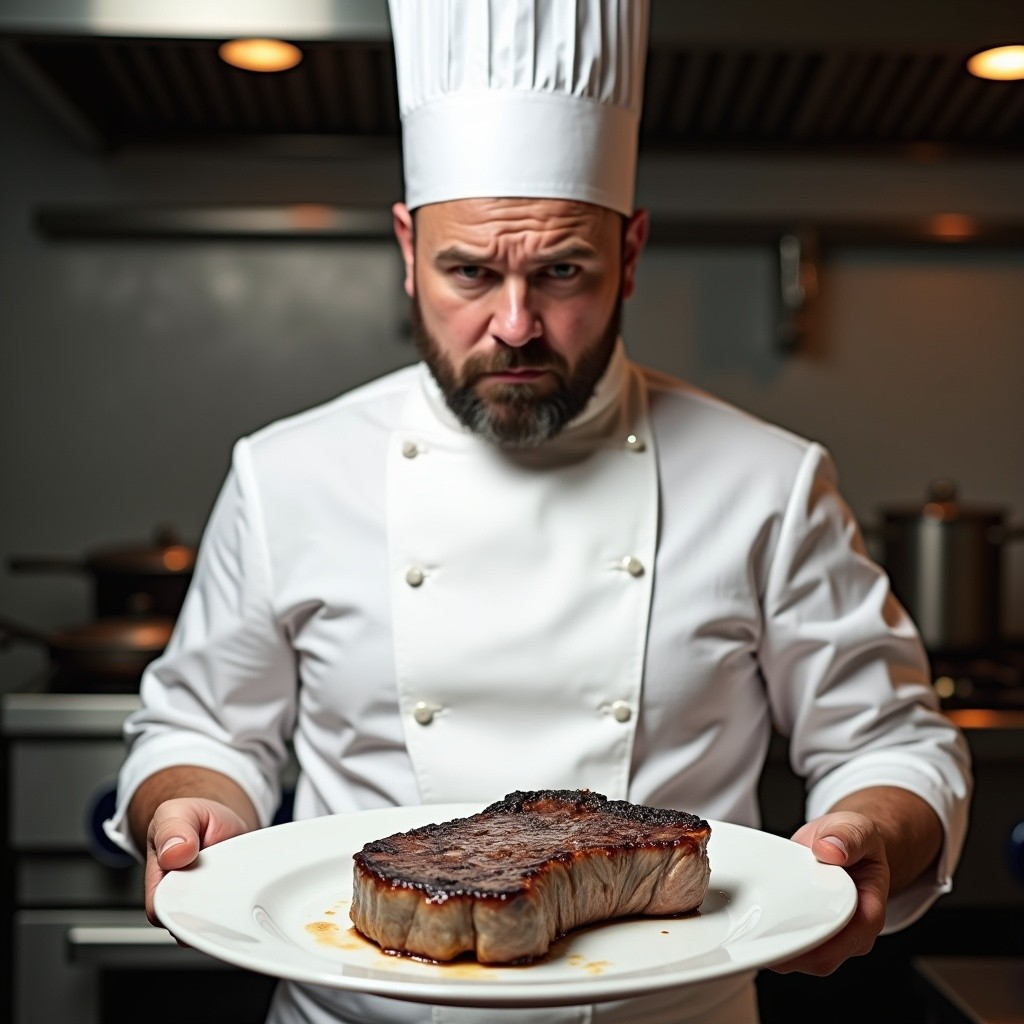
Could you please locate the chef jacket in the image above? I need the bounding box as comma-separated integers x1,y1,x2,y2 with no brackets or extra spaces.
105,339,972,1024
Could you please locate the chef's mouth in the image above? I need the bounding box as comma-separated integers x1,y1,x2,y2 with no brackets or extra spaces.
468,354,563,380
479,367,553,382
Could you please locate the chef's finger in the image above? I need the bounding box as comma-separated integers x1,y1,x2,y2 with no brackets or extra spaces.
150,810,202,870
143,848,164,925
143,866,191,948
813,834,849,865
156,833,196,867
768,909,877,975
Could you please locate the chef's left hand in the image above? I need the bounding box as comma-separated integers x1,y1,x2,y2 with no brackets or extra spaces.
767,811,889,976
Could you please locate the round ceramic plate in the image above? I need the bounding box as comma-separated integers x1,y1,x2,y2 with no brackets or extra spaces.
154,804,857,1008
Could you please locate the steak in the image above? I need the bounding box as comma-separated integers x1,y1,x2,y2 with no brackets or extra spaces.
349,789,711,964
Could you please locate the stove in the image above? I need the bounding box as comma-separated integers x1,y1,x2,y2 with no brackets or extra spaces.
0,693,293,1024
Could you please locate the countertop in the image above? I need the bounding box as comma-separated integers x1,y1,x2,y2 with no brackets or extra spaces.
4,690,1024,745
913,956,1024,1024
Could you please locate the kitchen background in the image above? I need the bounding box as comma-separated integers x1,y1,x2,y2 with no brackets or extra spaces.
1,2,1023,1022
6,6,1024,688
2,4,1024,688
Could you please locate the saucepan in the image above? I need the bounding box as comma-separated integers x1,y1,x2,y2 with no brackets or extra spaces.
8,525,195,618
867,480,1024,653
0,613,174,692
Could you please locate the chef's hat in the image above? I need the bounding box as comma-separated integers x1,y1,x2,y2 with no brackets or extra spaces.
387,0,650,215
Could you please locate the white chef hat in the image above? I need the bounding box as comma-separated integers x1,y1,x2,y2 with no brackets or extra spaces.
387,0,650,215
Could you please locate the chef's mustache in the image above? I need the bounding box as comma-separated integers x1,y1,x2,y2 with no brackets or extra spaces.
462,341,568,382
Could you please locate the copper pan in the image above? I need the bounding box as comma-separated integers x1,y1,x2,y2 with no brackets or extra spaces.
0,613,173,691
8,525,195,617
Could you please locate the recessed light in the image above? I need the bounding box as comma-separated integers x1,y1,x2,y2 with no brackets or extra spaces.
966,44,1024,81
218,38,303,73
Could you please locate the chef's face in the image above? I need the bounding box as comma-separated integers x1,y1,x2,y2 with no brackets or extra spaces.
393,197,649,447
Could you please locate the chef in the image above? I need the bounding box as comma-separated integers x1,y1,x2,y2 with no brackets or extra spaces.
104,1,972,1022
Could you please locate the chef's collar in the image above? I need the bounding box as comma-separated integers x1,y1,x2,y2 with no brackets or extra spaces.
418,337,628,446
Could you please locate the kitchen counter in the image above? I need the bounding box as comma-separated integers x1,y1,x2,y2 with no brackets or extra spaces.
6,689,1024,733
7,689,1019,880
1,693,140,736
5,690,1022,910
913,956,1024,1024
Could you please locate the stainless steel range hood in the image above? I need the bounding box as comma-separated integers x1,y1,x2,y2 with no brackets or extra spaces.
1,0,1023,156
0,0,392,40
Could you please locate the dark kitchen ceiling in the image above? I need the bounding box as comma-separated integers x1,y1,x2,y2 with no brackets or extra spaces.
1,0,1023,157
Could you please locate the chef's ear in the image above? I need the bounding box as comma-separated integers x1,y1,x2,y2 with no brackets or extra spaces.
392,202,416,298
621,208,649,300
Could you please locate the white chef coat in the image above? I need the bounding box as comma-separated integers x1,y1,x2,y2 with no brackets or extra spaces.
105,339,971,1024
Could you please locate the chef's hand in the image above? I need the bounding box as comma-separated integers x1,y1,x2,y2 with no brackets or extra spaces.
143,797,253,927
767,811,888,975
127,766,261,929
769,785,942,976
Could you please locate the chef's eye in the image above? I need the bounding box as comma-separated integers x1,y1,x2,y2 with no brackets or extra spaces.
545,264,579,280
454,265,489,282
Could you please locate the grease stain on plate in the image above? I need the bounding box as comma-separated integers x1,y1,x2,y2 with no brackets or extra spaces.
433,961,499,979
305,920,367,952
304,919,501,978
568,954,611,976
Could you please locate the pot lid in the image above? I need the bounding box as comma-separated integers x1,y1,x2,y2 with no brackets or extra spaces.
882,479,1006,522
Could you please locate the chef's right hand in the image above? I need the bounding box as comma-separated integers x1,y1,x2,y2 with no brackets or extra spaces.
144,797,252,926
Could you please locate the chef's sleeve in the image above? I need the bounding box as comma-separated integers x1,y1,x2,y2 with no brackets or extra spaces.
103,438,296,860
758,442,973,933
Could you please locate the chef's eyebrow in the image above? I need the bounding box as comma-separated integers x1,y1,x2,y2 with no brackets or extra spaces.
433,244,598,266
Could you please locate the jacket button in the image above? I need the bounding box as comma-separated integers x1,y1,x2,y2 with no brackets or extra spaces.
620,555,644,577
412,701,435,725
610,701,632,723
625,433,646,452
401,440,419,458
405,566,425,587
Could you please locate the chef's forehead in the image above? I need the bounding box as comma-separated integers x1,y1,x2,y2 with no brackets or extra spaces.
410,198,626,247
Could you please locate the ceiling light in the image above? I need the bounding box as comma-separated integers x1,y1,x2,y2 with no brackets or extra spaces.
218,38,303,73
966,44,1024,81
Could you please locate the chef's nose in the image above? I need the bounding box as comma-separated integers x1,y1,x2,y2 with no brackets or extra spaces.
491,279,541,348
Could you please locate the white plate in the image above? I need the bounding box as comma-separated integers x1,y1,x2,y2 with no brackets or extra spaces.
154,804,857,1008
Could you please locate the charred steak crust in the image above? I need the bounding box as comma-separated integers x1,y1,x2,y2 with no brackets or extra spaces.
350,789,711,964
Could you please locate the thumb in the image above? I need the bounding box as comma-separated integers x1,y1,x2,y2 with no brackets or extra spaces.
814,834,849,866
151,812,203,870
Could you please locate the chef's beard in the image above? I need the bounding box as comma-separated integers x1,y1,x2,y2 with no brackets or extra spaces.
409,295,623,449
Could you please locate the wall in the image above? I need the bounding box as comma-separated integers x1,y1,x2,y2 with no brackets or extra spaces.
2,61,1023,688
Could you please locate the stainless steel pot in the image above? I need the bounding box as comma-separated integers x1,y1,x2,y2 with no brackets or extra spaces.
873,480,1024,653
